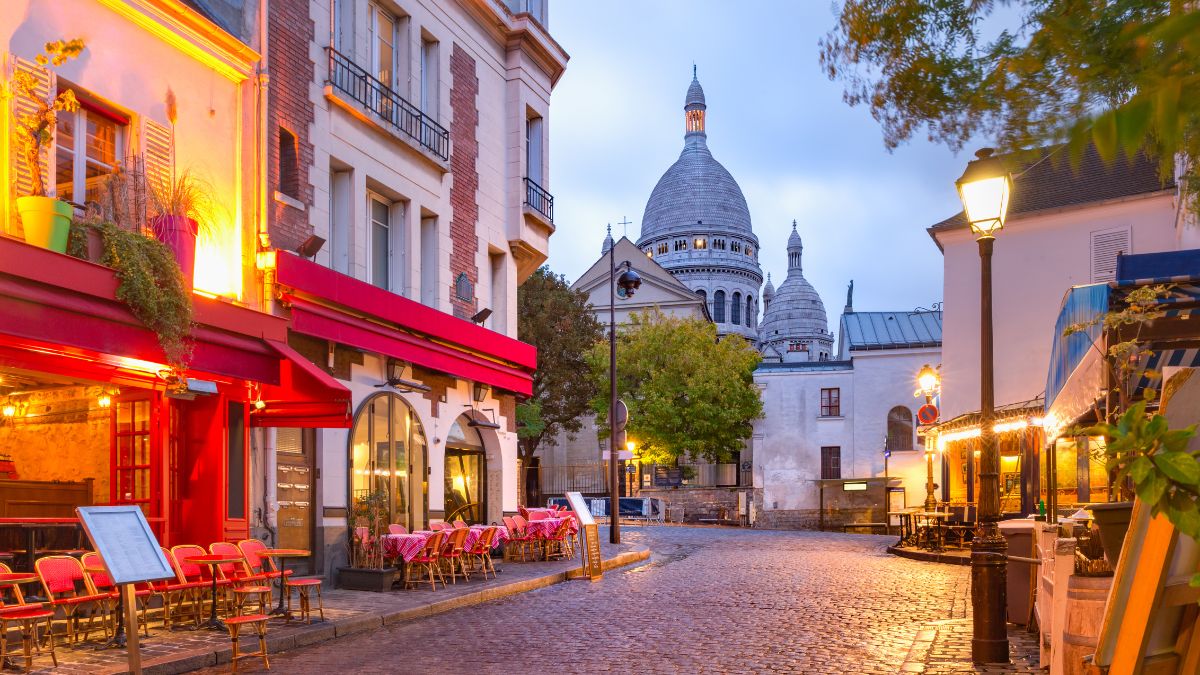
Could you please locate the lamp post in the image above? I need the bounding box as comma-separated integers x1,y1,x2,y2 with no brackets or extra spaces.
608,243,642,544
956,148,1012,664
917,363,941,511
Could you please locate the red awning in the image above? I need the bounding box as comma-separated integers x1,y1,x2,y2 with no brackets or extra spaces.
250,340,353,428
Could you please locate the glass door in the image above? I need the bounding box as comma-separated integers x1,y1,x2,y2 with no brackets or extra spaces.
444,448,484,524
111,392,161,525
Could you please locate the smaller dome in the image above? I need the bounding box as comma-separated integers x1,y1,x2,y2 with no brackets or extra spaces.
759,221,833,362
686,72,705,110
763,272,775,298
602,224,614,255
787,220,802,251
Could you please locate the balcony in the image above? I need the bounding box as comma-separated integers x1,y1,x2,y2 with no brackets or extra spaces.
524,177,554,223
326,47,449,162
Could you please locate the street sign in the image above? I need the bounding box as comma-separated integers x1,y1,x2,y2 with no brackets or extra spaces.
918,403,939,424
614,399,629,431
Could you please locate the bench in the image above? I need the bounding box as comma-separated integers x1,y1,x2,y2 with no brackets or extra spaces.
842,522,889,533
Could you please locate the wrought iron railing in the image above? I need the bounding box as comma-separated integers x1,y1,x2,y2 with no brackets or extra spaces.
326,47,449,161
527,463,607,497
524,177,554,222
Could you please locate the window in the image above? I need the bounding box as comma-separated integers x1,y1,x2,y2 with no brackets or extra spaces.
731,241,741,253
420,36,439,115
329,166,352,274
788,341,807,353
420,215,438,307
227,402,246,519
657,242,668,255
674,239,687,251
350,392,428,529
821,446,841,480
820,388,840,417
746,246,754,257
713,239,725,250
55,102,124,205
713,290,725,322
278,128,299,198
887,406,915,452
696,289,707,306
369,4,397,88
731,292,741,325
694,237,707,250
645,248,653,258
369,195,392,289
526,115,544,185
745,295,754,327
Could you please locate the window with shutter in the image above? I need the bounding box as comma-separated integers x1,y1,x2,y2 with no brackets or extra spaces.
1090,226,1131,282
140,116,172,196
8,56,54,225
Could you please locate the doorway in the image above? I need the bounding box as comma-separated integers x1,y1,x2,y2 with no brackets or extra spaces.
444,416,486,524
276,428,315,574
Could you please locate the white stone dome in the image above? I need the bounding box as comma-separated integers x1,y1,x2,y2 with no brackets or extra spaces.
759,222,834,362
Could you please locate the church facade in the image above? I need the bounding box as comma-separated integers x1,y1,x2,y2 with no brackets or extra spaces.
542,73,939,528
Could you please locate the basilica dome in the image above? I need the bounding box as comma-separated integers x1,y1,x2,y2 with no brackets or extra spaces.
634,71,762,342
759,222,834,362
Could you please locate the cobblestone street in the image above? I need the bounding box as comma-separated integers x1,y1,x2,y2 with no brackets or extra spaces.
199,526,1040,674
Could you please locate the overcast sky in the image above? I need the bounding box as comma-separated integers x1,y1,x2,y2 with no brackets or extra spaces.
545,1,979,317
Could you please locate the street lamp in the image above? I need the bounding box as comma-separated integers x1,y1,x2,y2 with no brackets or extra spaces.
608,238,642,544
916,363,941,511
957,147,1012,664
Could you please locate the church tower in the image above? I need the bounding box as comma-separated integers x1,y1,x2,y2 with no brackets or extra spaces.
759,221,835,362
635,70,763,341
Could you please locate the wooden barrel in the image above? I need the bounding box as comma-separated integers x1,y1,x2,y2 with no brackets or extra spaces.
1063,575,1112,675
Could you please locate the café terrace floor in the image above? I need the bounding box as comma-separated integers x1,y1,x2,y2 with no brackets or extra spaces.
21,540,649,675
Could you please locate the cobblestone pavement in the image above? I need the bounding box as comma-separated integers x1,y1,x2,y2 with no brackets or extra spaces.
197,526,1042,674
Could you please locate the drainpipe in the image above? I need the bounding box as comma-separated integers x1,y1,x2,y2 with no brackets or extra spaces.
255,0,274,314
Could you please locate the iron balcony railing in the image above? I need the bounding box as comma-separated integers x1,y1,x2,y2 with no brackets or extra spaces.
524,177,554,222
326,47,449,161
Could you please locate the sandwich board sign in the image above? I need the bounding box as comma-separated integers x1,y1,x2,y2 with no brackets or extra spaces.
77,506,176,674
566,491,602,581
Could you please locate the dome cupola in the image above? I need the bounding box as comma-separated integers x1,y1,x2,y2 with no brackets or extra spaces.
759,221,833,362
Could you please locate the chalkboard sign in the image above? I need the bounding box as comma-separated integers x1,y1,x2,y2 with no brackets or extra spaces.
566,491,602,581
76,506,176,585
654,466,683,487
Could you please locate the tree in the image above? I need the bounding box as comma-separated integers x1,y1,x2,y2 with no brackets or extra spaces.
587,309,763,465
820,1,1200,212
516,267,604,467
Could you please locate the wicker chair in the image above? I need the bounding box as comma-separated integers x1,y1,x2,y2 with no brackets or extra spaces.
35,555,111,644
404,531,446,590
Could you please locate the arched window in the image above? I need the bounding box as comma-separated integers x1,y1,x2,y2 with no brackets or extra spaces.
887,405,915,453
445,415,486,524
731,292,741,325
713,290,725,323
745,295,754,327
350,392,428,530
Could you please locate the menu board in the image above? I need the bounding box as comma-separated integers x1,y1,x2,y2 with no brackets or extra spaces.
566,491,602,580
76,506,176,585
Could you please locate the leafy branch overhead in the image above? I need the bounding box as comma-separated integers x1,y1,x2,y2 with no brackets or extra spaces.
13,39,84,198
821,1,1200,212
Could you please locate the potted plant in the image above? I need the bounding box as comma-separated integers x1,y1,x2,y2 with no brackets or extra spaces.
147,90,212,286
12,39,84,252
338,489,398,592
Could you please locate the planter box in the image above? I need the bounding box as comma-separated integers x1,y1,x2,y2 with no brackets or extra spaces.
1088,501,1133,567
337,566,398,592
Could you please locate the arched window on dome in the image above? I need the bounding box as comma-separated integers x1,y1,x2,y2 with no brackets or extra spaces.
713,290,725,323
887,406,915,453
745,295,754,327
696,289,707,313
693,238,707,250
657,242,668,255
731,292,741,325
731,241,741,253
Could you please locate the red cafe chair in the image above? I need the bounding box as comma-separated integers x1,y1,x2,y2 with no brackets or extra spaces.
388,524,408,535
404,531,446,591
35,555,111,644
209,542,271,616
80,552,153,638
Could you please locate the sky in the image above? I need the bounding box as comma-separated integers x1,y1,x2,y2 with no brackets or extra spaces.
545,1,980,317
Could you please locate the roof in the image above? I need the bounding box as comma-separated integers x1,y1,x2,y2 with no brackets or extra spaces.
928,396,1046,436
841,311,942,351
755,360,853,374
930,144,1174,234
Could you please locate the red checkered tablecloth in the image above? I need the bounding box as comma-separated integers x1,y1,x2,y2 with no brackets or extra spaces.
524,517,577,539
381,526,507,562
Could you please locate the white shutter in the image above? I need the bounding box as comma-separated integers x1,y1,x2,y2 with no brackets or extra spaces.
139,116,172,196
7,55,55,230
1090,226,1132,282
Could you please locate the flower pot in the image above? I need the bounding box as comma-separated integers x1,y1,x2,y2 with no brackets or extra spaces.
1088,501,1134,567
336,566,398,592
16,196,72,253
85,226,104,264
151,215,198,287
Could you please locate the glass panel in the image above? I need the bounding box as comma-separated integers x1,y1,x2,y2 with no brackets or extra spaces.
375,10,395,87
445,451,482,524
134,400,149,432
1087,438,1111,503
227,402,246,519
350,406,371,504
372,399,390,500
371,199,389,289
55,112,76,202
391,403,408,525
1054,439,1080,506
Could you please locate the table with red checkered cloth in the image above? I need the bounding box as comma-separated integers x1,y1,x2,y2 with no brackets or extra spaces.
524,517,577,539
381,526,507,562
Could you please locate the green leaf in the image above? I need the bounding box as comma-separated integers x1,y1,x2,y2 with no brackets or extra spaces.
1136,472,1169,506
1115,96,1151,159
1092,110,1118,163
1129,455,1155,484
1154,451,1200,486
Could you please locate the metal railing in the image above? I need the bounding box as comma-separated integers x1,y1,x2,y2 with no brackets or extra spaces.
524,177,554,222
527,463,608,496
646,462,743,488
326,47,449,161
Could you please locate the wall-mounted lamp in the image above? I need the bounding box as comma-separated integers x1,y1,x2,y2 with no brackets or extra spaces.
97,395,112,409
1,404,14,418
377,358,432,392
470,308,492,325
297,235,326,259
473,382,490,403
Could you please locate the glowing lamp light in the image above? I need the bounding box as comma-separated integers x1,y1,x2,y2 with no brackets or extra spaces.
97,395,112,409
917,363,940,398
452,475,467,493
255,250,277,271
626,440,636,454
956,148,1012,237
1,404,14,418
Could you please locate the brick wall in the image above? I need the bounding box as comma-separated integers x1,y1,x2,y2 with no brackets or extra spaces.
267,1,316,251
448,44,479,319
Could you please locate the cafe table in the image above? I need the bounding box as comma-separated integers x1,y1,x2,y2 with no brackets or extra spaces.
186,554,243,631
257,549,310,621
912,512,951,551
887,510,920,547
0,518,82,573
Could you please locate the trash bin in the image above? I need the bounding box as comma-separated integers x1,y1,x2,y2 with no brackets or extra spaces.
998,518,1037,625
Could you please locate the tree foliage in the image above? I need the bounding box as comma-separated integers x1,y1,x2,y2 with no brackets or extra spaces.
516,267,604,463
587,309,763,465
820,1,1200,212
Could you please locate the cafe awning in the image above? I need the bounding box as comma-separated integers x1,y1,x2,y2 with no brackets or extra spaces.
250,340,353,428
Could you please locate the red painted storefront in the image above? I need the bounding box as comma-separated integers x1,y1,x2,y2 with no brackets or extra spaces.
0,237,350,547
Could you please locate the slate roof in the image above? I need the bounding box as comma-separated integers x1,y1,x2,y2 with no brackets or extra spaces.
841,310,942,351
930,144,1174,233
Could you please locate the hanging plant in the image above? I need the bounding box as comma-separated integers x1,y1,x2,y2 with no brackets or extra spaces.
91,221,194,369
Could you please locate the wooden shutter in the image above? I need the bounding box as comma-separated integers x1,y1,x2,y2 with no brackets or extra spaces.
7,55,55,232
139,116,172,196
1090,226,1132,282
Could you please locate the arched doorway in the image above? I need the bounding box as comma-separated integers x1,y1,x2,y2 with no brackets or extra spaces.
349,392,428,530
444,415,486,524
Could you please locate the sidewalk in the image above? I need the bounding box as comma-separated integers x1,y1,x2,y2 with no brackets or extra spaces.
32,541,648,675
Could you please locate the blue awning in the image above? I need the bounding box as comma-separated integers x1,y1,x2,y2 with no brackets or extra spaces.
1116,249,1200,285
1045,283,1110,414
